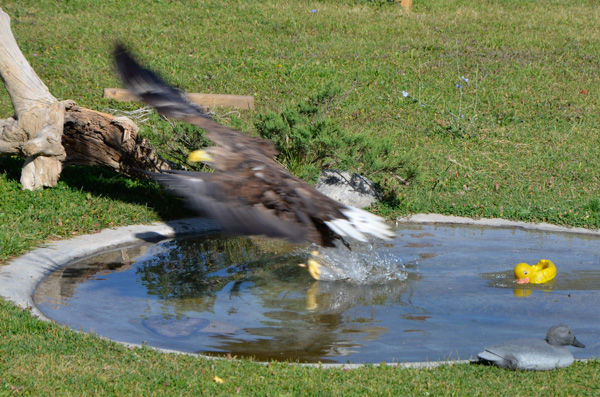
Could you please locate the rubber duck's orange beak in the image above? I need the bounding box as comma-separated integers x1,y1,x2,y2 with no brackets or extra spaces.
516,278,530,284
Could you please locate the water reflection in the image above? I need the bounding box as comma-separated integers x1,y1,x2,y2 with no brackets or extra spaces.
137,236,301,299
201,276,420,362
35,245,145,308
34,224,600,363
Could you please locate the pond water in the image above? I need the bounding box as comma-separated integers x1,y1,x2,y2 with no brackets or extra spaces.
34,223,600,364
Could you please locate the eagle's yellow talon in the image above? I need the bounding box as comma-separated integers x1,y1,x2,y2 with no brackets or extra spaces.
307,259,322,280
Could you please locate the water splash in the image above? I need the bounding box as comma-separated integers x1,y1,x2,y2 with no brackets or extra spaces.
309,240,407,283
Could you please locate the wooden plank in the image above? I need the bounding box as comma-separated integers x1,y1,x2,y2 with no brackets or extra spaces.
104,88,255,110
187,92,254,110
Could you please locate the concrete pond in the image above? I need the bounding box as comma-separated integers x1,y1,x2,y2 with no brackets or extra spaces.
1,215,598,365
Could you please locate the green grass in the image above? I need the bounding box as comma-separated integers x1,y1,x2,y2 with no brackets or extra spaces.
1,298,599,396
1,0,600,394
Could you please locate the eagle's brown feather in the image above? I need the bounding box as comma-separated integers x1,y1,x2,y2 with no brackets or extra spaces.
114,44,393,246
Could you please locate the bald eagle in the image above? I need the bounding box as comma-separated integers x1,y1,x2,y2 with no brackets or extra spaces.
114,44,394,247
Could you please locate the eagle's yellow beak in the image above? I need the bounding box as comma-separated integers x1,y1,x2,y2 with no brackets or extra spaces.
188,150,213,163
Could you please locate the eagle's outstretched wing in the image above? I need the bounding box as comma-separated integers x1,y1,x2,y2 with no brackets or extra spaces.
114,44,394,246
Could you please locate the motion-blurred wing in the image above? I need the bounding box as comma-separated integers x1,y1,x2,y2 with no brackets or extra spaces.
151,171,310,243
114,43,277,158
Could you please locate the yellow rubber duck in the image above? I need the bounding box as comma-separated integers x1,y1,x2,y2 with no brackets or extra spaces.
514,259,556,284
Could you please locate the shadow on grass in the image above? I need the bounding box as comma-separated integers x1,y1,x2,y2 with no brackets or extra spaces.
2,155,404,227
0,156,23,183
64,166,196,221
1,156,195,221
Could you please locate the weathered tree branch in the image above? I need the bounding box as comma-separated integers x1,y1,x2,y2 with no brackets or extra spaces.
62,103,176,178
0,8,174,189
0,8,65,189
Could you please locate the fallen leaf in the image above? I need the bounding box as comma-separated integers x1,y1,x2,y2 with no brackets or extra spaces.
214,376,224,384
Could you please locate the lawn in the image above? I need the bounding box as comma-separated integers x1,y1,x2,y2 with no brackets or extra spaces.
1,0,600,395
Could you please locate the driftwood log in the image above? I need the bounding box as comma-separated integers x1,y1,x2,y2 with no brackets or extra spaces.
0,8,173,190
61,103,175,179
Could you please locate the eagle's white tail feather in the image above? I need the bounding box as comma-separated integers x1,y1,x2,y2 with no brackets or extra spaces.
325,206,395,242
325,218,369,242
344,206,396,240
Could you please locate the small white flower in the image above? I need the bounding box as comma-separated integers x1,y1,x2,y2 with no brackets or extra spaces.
402,91,409,97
